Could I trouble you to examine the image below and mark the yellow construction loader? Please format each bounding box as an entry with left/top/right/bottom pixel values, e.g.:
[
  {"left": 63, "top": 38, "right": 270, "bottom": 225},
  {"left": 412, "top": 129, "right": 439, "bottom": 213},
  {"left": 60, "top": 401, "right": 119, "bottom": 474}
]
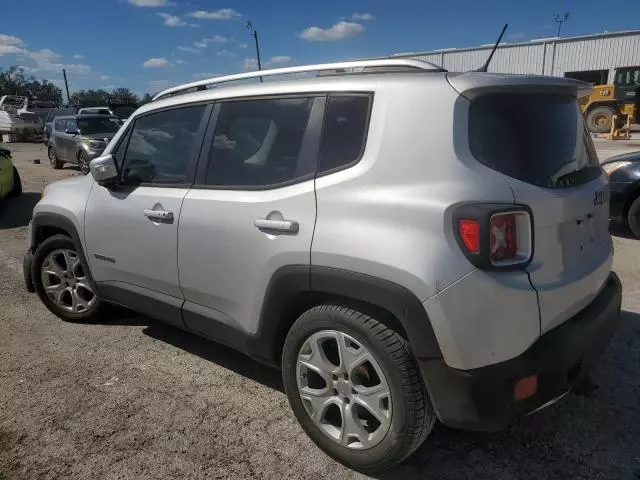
[{"left": 580, "top": 66, "right": 639, "bottom": 134}]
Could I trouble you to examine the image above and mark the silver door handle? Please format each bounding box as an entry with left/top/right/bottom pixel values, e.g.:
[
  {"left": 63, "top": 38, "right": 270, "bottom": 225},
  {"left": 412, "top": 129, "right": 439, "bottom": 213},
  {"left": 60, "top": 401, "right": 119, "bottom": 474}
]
[
  {"left": 254, "top": 218, "right": 299, "bottom": 233},
  {"left": 144, "top": 209, "right": 174, "bottom": 222}
]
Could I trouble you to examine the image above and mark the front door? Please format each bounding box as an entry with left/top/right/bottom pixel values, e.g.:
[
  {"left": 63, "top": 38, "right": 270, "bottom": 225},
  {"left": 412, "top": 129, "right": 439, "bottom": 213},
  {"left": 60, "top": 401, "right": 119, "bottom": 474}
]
[
  {"left": 62, "top": 118, "right": 79, "bottom": 162},
  {"left": 53, "top": 118, "right": 68, "bottom": 161},
  {"left": 178, "top": 96, "right": 324, "bottom": 338},
  {"left": 84, "top": 103, "right": 210, "bottom": 327}
]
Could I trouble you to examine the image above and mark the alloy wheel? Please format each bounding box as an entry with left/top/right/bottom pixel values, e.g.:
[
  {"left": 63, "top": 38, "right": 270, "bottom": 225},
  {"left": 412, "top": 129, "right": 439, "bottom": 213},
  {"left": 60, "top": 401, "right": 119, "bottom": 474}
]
[
  {"left": 40, "top": 249, "right": 96, "bottom": 313},
  {"left": 78, "top": 152, "right": 90, "bottom": 175},
  {"left": 296, "top": 330, "right": 392, "bottom": 450}
]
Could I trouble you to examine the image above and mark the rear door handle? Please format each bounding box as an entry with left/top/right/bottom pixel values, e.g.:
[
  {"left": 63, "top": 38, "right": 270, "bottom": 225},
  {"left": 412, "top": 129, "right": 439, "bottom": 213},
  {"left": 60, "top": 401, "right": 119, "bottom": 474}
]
[
  {"left": 144, "top": 209, "right": 174, "bottom": 223},
  {"left": 254, "top": 218, "right": 299, "bottom": 233}
]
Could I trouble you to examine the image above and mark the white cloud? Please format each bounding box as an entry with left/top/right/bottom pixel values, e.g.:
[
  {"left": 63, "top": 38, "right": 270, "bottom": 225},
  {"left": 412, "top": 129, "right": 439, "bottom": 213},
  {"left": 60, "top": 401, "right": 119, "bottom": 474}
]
[
  {"left": 27, "top": 48, "right": 59, "bottom": 63},
  {"left": 238, "top": 43, "right": 248, "bottom": 49},
  {"left": 175, "top": 59, "right": 187, "bottom": 65},
  {"left": 178, "top": 46, "right": 198, "bottom": 53},
  {"left": 187, "top": 9, "right": 241, "bottom": 20},
  {"left": 202, "top": 35, "right": 228, "bottom": 43},
  {"left": 299, "top": 21, "right": 365, "bottom": 41},
  {"left": 157, "top": 13, "right": 187, "bottom": 27},
  {"left": 72, "top": 54, "right": 84, "bottom": 59},
  {"left": 38, "top": 63, "right": 92, "bottom": 75},
  {"left": 0, "top": 34, "right": 25, "bottom": 46},
  {"left": 103, "top": 84, "right": 117, "bottom": 90},
  {"left": 193, "top": 41, "right": 208, "bottom": 48},
  {"left": 243, "top": 58, "right": 258, "bottom": 70},
  {"left": 352, "top": 13, "right": 374, "bottom": 21},
  {"left": 100, "top": 75, "right": 111, "bottom": 80},
  {"left": 127, "top": 0, "right": 174, "bottom": 7},
  {"left": 267, "top": 56, "right": 293, "bottom": 65},
  {"left": 0, "top": 45, "right": 26, "bottom": 56},
  {"left": 217, "top": 49, "right": 237, "bottom": 57},
  {"left": 143, "top": 57, "right": 170, "bottom": 68}
]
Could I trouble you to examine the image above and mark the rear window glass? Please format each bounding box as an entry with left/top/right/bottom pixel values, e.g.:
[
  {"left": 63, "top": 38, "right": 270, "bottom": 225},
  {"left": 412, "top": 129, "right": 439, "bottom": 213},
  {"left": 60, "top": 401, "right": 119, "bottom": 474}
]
[{"left": 469, "top": 93, "right": 600, "bottom": 189}]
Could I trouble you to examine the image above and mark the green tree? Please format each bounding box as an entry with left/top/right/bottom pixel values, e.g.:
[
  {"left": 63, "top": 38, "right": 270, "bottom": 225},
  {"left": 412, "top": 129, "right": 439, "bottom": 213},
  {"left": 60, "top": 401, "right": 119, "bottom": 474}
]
[{"left": 0, "top": 66, "right": 63, "bottom": 103}]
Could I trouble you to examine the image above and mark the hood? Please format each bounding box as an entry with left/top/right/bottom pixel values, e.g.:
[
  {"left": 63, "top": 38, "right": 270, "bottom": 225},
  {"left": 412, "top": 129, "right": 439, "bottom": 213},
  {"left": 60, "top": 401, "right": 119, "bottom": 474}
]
[
  {"left": 601, "top": 150, "right": 640, "bottom": 164},
  {"left": 81, "top": 133, "right": 116, "bottom": 143}
]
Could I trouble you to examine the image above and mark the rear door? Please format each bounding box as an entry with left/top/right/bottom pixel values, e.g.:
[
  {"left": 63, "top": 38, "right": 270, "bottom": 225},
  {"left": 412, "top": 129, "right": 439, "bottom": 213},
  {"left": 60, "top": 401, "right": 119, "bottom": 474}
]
[
  {"left": 466, "top": 87, "right": 612, "bottom": 333},
  {"left": 177, "top": 96, "right": 323, "bottom": 338}
]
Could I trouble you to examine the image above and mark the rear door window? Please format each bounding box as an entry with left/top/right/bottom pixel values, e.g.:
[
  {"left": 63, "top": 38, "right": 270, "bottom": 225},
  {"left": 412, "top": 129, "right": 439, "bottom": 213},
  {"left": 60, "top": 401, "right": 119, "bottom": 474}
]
[
  {"left": 318, "top": 95, "right": 371, "bottom": 173},
  {"left": 469, "top": 93, "right": 600, "bottom": 189}
]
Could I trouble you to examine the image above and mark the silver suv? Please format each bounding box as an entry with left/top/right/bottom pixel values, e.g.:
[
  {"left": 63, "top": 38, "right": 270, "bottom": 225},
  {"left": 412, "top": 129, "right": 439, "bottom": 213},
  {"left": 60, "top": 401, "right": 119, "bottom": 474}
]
[
  {"left": 23, "top": 59, "right": 622, "bottom": 473},
  {"left": 47, "top": 114, "right": 121, "bottom": 174}
]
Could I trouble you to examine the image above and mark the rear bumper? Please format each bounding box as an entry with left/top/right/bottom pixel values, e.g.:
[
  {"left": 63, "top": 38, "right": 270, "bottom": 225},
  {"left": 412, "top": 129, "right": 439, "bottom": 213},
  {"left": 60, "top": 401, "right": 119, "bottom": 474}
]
[{"left": 419, "top": 272, "right": 622, "bottom": 431}]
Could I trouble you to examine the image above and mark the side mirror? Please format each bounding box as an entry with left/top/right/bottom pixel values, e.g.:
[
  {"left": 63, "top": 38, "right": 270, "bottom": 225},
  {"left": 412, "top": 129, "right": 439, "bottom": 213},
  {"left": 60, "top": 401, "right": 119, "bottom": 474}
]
[{"left": 90, "top": 154, "right": 119, "bottom": 185}]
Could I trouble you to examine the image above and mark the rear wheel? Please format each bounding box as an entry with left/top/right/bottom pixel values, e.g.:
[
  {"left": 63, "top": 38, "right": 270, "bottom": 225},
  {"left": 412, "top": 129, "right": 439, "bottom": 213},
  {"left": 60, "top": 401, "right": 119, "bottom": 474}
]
[
  {"left": 586, "top": 106, "right": 615, "bottom": 134},
  {"left": 48, "top": 146, "right": 63, "bottom": 169},
  {"left": 282, "top": 304, "right": 435, "bottom": 473},
  {"left": 8, "top": 166, "right": 21, "bottom": 197},
  {"left": 627, "top": 195, "right": 640, "bottom": 238}
]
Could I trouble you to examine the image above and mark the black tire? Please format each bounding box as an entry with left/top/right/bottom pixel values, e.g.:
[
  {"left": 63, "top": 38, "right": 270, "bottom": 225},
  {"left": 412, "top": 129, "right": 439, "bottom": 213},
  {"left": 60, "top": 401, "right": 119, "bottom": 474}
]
[
  {"left": 31, "top": 234, "right": 106, "bottom": 322},
  {"left": 48, "top": 146, "right": 63, "bottom": 169},
  {"left": 78, "top": 151, "right": 90, "bottom": 175},
  {"left": 586, "top": 106, "right": 616, "bottom": 134},
  {"left": 627, "top": 195, "right": 640, "bottom": 238},
  {"left": 8, "top": 166, "right": 21, "bottom": 197},
  {"left": 282, "top": 304, "right": 435, "bottom": 473}
]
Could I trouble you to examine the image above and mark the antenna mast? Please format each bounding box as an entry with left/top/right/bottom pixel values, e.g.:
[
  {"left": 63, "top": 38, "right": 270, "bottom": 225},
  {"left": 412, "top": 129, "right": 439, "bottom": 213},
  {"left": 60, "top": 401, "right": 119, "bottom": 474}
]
[{"left": 475, "top": 24, "right": 508, "bottom": 72}]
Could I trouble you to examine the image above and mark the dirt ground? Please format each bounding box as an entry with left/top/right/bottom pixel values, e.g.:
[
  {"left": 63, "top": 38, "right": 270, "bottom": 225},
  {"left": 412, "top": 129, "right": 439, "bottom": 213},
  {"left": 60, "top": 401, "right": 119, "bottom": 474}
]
[{"left": 0, "top": 142, "right": 639, "bottom": 480}]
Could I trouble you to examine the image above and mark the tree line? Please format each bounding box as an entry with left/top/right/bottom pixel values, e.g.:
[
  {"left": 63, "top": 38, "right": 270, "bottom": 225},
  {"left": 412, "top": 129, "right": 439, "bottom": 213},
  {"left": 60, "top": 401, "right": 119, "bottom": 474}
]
[{"left": 0, "top": 65, "right": 153, "bottom": 107}]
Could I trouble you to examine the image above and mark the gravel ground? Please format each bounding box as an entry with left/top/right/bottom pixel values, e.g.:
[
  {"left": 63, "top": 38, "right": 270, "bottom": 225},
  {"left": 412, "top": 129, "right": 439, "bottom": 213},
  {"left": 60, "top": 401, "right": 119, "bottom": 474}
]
[{"left": 1, "top": 143, "right": 639, "bottom": 480}]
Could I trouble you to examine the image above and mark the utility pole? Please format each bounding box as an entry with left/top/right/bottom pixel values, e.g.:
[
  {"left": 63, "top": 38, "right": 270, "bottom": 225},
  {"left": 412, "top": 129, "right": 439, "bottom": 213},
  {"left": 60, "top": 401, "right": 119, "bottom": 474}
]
[
  {"left": 553, "top": 12, "right": 570, "bottom": 38},
  {"left": 62, "top": 69, "right": 71, "bottom": 106},
  {"left": 246, "top": 21, "right": 263, "bottom": 82}
]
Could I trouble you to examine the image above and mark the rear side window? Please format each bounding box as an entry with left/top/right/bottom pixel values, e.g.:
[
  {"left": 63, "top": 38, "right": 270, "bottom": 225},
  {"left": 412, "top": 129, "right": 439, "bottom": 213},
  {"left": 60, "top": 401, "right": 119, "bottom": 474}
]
[
  {"left": 121, "top": 104, "right": 206, "bottom": 185},
  {"left": 205, "top": 97, "right": 315, "bottom": 188},
  {"left": 469, "top": 93, "right": 600, "bottom": 189},
  {"left": 54, "top": 119, "right": 66, "bottom": 131},
  {"left": 318, "top": 95, "right": 371, "bottom": 173}
]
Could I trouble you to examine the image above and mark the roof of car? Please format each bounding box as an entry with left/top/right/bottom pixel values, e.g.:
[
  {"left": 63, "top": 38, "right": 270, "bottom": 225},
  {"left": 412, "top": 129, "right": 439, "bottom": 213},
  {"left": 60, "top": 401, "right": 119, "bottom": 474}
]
[
  {"left": 55, "top": 114, "right": 118, "bottom": 120},
  {"left": 138, "top": 70, "right": 446, "bottom": 115}
]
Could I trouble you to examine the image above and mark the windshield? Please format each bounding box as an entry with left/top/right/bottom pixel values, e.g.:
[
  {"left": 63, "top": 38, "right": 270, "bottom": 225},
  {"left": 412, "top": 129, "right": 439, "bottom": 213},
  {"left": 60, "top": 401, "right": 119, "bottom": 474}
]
[
  {"left": 77, "top": 117, "right": 120, "bottom": 134},
  {"left": 469, "top": 92, "right": 600, "bottom": 189},
  {"left": 1, "top": 96, "right": 25, "bottom": 109}
]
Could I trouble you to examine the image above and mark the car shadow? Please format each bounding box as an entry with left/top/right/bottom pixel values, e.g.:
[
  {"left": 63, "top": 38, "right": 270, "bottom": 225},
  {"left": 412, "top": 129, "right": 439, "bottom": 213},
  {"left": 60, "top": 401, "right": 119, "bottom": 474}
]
[
  {"left": 0, "top": 192, "right": 41, "bottom": 229},
  {"left": 609, "top": 221, "right": 638, "bottom": 240},
  {"left": 376, "top": 309, "right": 640, "bottom": 480}
]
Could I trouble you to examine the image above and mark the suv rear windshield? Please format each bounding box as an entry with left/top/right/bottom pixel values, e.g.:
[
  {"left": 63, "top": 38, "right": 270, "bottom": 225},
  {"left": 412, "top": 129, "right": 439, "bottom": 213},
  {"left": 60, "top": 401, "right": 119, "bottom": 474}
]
[{"left": 469, "top": 92, "right": 600, "bottom": 189}]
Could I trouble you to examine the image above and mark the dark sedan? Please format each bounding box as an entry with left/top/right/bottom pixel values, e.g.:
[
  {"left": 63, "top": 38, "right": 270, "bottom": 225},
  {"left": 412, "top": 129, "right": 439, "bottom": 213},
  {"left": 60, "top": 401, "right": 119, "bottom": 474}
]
[{"left": 602, "top": 150, "right": 640, "bottom": 236}]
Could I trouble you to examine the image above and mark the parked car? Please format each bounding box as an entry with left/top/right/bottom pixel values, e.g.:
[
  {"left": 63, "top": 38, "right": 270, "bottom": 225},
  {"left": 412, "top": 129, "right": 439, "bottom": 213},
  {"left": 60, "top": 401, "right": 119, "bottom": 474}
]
[
  {"left": 47, "top": 114, "right": 120, "bottom": 175},
  {"left": 0, "top": 147, "right": 21, "bottom": 199},
  {"left": 23, "top": 59, "right": 622, "bottom": 473},
  {"left": 77, "top": 107, "right": 115, "bottom": 116},
  {"left": 602, "top": 150, "right": 640, "bottom": 236}
]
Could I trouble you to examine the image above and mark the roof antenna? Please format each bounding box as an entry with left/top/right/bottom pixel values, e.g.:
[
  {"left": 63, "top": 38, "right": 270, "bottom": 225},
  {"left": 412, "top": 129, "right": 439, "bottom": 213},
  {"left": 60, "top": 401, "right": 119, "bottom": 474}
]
[{"left": 475, "top": 24, "right": 508, "bottom": 72}]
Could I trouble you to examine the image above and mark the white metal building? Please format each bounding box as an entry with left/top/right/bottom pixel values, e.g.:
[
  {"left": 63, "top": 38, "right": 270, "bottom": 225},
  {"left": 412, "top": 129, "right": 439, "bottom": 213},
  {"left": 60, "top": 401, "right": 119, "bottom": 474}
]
[{"left": 392, "top": 30, "right": 640, "bottom": 84}]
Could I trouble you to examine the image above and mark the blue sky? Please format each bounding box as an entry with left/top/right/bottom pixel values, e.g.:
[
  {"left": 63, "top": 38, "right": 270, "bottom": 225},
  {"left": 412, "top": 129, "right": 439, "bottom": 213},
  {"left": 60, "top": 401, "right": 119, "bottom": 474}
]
[{"left": 1, "top": 0, "right": 640, "bottom": 97}]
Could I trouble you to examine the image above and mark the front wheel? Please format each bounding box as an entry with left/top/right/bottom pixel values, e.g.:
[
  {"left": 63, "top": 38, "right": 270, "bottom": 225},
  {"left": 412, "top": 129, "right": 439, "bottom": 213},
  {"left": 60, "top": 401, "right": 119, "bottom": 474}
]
[
  {"left": 586, "top": 106, "right": 616, "bottom": 134},
  {"left": 627, "top": 195, "right": 640, "bottom": 238},
  {"left": 78, "top": 151, "right": 90, "bottom": 175},
  {"left": 282, "top": 305, "right": 435, "bottom": 473},
  {"left": 31, "top": 234, "right": 106, "bottom": 322}
]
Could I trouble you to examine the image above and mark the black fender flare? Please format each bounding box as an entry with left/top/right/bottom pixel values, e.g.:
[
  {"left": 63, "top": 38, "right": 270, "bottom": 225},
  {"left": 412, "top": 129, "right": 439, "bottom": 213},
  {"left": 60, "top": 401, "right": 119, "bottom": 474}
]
[
  {"left": 249, "top": 265, "right": 443, "bottom": 365},
  {"left": 30, "top": 212, "right": 98, "bottom": 294}
]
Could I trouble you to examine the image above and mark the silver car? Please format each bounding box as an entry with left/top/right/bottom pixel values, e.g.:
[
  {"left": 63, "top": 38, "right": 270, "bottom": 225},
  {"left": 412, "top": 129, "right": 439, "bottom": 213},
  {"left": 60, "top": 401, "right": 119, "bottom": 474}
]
[
  {"left": 24, "top": 59, "right": 622, "bottom": 473},
  {"left": 47, "top": 114, "right": 120, "bottom": 174}
]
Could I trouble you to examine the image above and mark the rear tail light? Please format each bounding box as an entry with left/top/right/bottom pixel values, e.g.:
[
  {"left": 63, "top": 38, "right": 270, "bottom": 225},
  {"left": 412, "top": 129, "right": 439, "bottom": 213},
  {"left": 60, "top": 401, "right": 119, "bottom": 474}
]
[
  {"left": 458, "top": 219, "right": 480, "bottom": 254},
  {"left": 453, "top": 204, "right": 533, "bottom": 270}
]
